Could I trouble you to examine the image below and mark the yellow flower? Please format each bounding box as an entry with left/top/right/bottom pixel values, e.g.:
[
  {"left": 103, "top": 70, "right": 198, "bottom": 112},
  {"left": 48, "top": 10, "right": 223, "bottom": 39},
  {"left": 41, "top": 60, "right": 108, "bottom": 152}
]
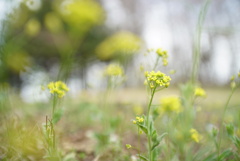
[
  {"left": 96, "top": 31, "right": 141, "bottom": 60},
  {"left": 145, "top": 71, "right": 171, "bottom": 89},
  {"left": 47, "top": 81, "right": 69, "bottom": 98},
  {"left": 158, "top": 96, "right": 182, "bottom": 114},
  {"left": 61, "top": 0, "right": 104, "bottom": 33},
  {"left": 194, "top": 87, "right": 206, "bottom": 97},
  {"left": 136, "top": 117, "right": 144, "bottom": 123},
  {"left": 133, "top": 116, "right": 144, "bottom": 124},
  {"left": 25, "top": 18, "right": 41, "bottom": 37},
  {"left": 44, "top": 12, "right": 63, "bottom": 33},
  {"left": 156, "top": 48, "right": 168, "bottom": 66},
  {"left": 104, "top": 64, "right": 124, "bottom": 76},
  {"left": 190, "top": 128, "right": 201, "bottom": 143}
]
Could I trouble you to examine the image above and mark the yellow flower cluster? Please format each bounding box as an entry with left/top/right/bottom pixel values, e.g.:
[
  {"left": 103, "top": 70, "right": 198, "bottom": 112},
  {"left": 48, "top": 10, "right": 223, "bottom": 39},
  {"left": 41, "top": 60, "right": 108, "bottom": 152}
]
[
  {"left": 47, "top": 81, "right": 69, "bottom": 98},
  {"left": 194, "top": 87, "right": 206, "bottom": 97},
  {"left": 190, "top": 128, "right": 201, "bottom": 143},
  {"left": 158, "top": 96, "right": 182, "bottom": 114},
  {"left": 132, "top": 116, "right": 144, "bottom": 124},
  {"left": 104, "top": 64, "right": 123, "bottom": 76},
  {"left": 145, "top": 71, "right": 171, "bottom": 88},
  {"left": 156, "top": 48, "right": 168, "bottom": 66},
  {"left": 61, "top": 0, "right": 104, "bottom": 32},
  {"left": 96, "top": 31, "right": 141, "bottom": 60}
]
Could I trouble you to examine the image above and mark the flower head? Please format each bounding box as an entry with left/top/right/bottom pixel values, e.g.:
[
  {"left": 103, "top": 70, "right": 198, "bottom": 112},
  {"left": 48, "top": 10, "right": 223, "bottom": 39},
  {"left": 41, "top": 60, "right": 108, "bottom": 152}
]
[
  {"left": 47, "top": 81, "right": 69, "bottom": 98},
  {"left": 145, "top": 71, "right": 171, "bottom": 89},
  {"left": 190, "top": 128, "right": 201, "bottom": 143},
  {"left": 194, "top": 87, "right": 206, "bottom": 97},
  {"left": 132, "top": 116, "right": 144, "bottom": 124},
  {"left": 158, "top": 96, "right": 182, "bottom": 115},
  {"left": 104, "top": 64, "right": 123, "bottom": 76},
  {"left": 156, "top": 48, "right": 168, "bottom": 66}
]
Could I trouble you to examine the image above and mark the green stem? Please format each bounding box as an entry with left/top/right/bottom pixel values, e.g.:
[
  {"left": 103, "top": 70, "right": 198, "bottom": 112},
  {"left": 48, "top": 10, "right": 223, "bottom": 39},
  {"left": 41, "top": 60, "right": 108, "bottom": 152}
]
[
  {"left": 217, "top": 86, "right": 238, "bottom": 160},
  {"left": 52, "top": 95, "right": 57, "bottom": 118},
  {"left": 137, "top": 127, "right": 142, "bottom": 161},
  {"left": 191, "top": 0, "right": 211, "bottom": 84},
  {"left": 153, "top": 56, "right": 160, "bottom": 71},
  {"left": 147, "top": 87, "right": 156, "bottom": 161},
  {"left": 167, "top": 116, "right": 170, "bottom": 161}
]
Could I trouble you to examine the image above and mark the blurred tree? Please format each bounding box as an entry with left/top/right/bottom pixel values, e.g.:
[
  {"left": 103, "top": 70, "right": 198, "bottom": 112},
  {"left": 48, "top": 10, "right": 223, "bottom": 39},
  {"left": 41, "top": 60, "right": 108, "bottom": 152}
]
[
  {"left": 0, "top": 0, "right": 142, "bottom": 88},
  {"left": 0, "top": 0, "right": 107, "bottom": 87}
]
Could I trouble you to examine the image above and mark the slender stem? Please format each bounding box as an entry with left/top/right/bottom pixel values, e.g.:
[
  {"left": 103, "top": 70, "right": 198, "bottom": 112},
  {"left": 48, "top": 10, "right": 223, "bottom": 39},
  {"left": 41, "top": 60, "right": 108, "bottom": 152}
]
[
  {"left": 167, "top": 116, "right": 170, "bottom": 161},
  {"left": 217, "top": 86, "right": 237, "bottom": 160},
  {"left": 52, "top": 94, "right": 57, "bottom": 118},
  {"left": 153, "top": 56, "right": 160, "bottom": 71},
  {"left": 137, "top": 127, "right": 142, "bottom": 161},
  {"left": 147, "top": 87, "right": 156, "bottom": 161}
]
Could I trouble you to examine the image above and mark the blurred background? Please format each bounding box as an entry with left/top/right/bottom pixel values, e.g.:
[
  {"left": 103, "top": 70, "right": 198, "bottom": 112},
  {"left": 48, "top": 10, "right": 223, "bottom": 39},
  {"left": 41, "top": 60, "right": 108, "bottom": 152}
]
[
  {"left": 1, "top": 1, "right": 240, "bottom": 160},
  {"left": 0, "top": 0, "right": 240, "bottom": 102}
]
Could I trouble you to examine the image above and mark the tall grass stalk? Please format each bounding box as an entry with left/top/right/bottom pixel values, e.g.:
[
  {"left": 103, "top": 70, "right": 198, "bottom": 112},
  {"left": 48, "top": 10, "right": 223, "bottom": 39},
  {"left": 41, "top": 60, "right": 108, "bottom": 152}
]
[{"left": 191, "top": 0, "right": 211, "bottom": 84}]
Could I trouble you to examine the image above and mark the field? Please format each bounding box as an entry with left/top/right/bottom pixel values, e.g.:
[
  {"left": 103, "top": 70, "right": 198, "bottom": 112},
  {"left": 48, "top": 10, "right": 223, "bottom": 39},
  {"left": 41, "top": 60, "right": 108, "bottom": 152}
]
[
  {"left": 1, "top": 85, "right": 240, "bottom": 161},
  {"left": 0, "top": 0, "right": 240, "bottom": 160}
]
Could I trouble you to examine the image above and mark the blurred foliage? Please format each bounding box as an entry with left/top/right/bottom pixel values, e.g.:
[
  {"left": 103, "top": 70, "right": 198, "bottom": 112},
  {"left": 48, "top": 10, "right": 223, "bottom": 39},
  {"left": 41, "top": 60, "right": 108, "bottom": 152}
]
[{"left": 0, "top": 0, "right": 141, "bottom": 88}]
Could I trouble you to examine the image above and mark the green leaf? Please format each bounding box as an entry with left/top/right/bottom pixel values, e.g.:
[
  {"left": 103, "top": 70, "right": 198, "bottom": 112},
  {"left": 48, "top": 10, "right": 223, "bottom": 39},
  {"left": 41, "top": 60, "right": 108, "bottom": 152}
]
[
  {"left": 52, "top": 109, "right": 63, "bottom": 124},
  {"left": 137, "top": 124, "right": 148, "bottom": 135},
  {"left": 218, "top": 149, "right": 234, "bottom": 160},
  {"left": 151, "top": 130, "right": 157, "bottom": 142},
  {"left": 138, "top": 154, "right": 149, "bottom": 161},
  {"left": 232, "top": 136, "right": 240, "bottom": 149},
  {"left": 202, "top": 152, "right": 217, "bottom": 161},
  {"left": 151, "top": 132, "right": 168, "bottom": 151}
]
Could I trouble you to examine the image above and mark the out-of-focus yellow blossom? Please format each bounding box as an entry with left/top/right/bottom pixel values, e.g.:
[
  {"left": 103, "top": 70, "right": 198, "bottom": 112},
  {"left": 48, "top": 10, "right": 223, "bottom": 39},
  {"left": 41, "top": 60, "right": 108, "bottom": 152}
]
[
  {"left": 47, "top": 81, "right": 69, "bottom": 98},
  {"left": 44, "top": 12, "right": 63, "bottom": 33},
  {"left": 61, "top": 0, "right": 104, "bottom": 32},
  {"left": 96, "top": 31, "right": 141, "bottom": 60},
  {"left": 158, "top": 96, "right": 182, "bottom": 115},
  {"left": 104, "top": 64, "right": 123, "bottom": 76},
  {"left": 139, "top": 130, "right": 143, "bottom": 135},
  {"left": 25, "top": 18, "right": 41, "bottom": 36},
  {"left": 194, "top": 87, "right": 206, "bottom": 97},
  {"left": 126, "top": 144, "right": 132, "bottom": 149},
  {"left": 144, "top": 71, "right": 171, "bottom": 89},
  {"left": 156, "top": 48, "right": 168, "bottom": 66},
  {"left": 156, "top": 48, "right": 168, "bottom": 57},
  {"left": 238, "top": 72, "right": 240, "bottom": 77},
  {"left": 190, "top": 128, "right": 201, "bottom": 143}
]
